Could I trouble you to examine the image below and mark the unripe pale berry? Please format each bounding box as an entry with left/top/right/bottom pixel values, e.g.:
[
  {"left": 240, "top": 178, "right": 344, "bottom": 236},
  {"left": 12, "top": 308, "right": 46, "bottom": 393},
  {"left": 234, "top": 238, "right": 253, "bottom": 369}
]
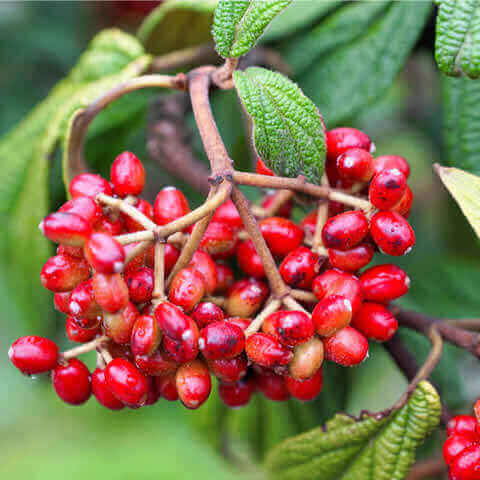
[
  {"left": 312, "top": 295, "right": 352, "bottom": 337},
  {"left": 245, "top": 333, "right": 293, "bottom": 367},
  {"left": 351, "top": 302, "right": 398, "bottom": 342},
  {"left": 370, "top": 211, "right": 415, "bottom": 256},
  {"left": 322, "top": 211, "right": 369, "bottom": 251},
  {"left": 226, "top": 278, "right": 269, "bottom": 318},
  {"left": 279, "top": 246, "right": 319, "bottom": 289},
  {"left": 289, "top": 337, "right": 324, "bottom": 380},
  {"left": 153, "top": 187, "right": 190, "bottom": 226},
  {"left": 92, "top": 273, "right": 129, "bottom": 313},
  {"left": 69, "top": 173, "right": 112, "bottom": 199},
  {"left": 84, "top": 232, "right": 126, "bottom": 274},
  {"left": 91, "top": 368, "right": 125, "bottom": 410},
  {"left": 176, "top": 360, "right": 211, "bottom": 409},
  {"left": 105, "top": 358, "right": 148, "bottom": 407},
  {"left": 52, "top": 358, "right": 91, "bottom": 405},
  {"left": 110, "top": 151, "right": 145, "bottom": 197},
  {"left": 103, "top": 302, "right": 139, "bottom": 344},
  {"left": 237, "top": 239, "right": 265, "bottom": 278},
  {"left": 360, "top": 264, "right": 410, "bottom": 303},
  {"left": 168, "top": 266, "right": 206, "bottom": 312},
  {"left": 285, "top": 368, "right": 323, "bottom": 401},
  {"left": 369, "top": 168, "right": 407, "bottom": 210},
  {"left": 259, "top": 217, "right": 304, "bottom": 257},
  {"left": 41, "top": 254, "right": 90, "bottom": 292},
  {"left": 199, "top": 321, "right": 245, "bottom": 360},
  {"left": 323, "top": 326, "right": 369, "bottom": 367},
  {"left": 9, "top": 336, "right": 59, "bottom": 374},
  {"left": 262, "top": 310, "right": 314, "bottom": 347}
]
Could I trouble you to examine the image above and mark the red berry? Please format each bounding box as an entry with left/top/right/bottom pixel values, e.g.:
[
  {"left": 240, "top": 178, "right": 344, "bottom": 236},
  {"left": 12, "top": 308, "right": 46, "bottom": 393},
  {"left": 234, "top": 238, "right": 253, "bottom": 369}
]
[
  {"left": 131, "top": 315, "right": 161, "bottom": 356},
  {"left": 66, "top": 317, "right": 100, "bottom": 343},
  {"left": 301, "top": 210, "right": 318, "bottom": 237},
  {"left": 214, "top": 263, "right": 235, "bottom": 294},
  {"left": 176, "top": 360, "right": 211, "bottom": 409},
  {"left": 68, "top": 279, "right": 101, "bottom": 320},
  {"left": 262, "top": 310, "right": 314, "bottom": 347},
  {"left": 57, "top": 244, "right": 84, "bottom": 259},
  {"left": 41, "top": 254, "right": 90, "bottom": 292},
  {"left": 153, "top": 187, "right": 190, "bottom": 226},
  {"left": 95, "top": 215, "right": 125, "bottom": 235},
  {"left": 105, "top": 358, "right": 148, "bottom": 407},
  {"left": 107, "top": 343, "right": 134, "bottom": 362},
  {"left": 475, "top": 400, "right": 480, "bottom": 427},
  {"left": 237, "top": 239, "right": 265, "bottom": 278},
  {"left": 200, "top": 222, "right": 237, "bottom": 257},
  {"left": 219, "top": 378, "right": 255, "bottom": 407},
  {"left": 134, "top": 349, "right": 178, "bottom": 376},
  {"left": 369, "top": 168, "right": 407, "bottom": 210},
  {"left": 336, "top": 148, "right": 374, "bottom": 182},
  {"left": 392, "top": 185, "right": 413, "bottom": 218},
  {"left": 69, "top": 173, "right": 112, "bottom": 199},
  {"left": 191, "top": 302, "right": 224, "bottom": 329},
  {"left": 289, "top": 337, "right": 324, "bottom": 380},
  {"left": 312, "top": 295, "right": 352, "bottom": 337},
  {"left": 323, "top": 326, "right": 369, "bottom": 366},
  {"left": 326, "top": 128, "right": 373, "bottom": 161},
  {"left": 144, "top": 376, "right": 161, "bottom": 406},
  {"left": 52, "top": 359, "right": 91, "bottom": 405},
  {"left": 328, "top": 244, "right": 374, "bottom": 273},
  {"left": 154, "top": 302, "right": 191, "bottom": 340},
  {"left": 312, "top": 269, "right": 363, "bottom": 315},
  {"left": 70, "top": 314, "right": 100, "bottom": 330},
  {"left": 256, "top": 370, "right": 290, "bottom": 401},
  {"left": 447, "top": 416, "right": 479, "bottom": 438},
  {"left": 91, "top": 368, "right": 125, "bottom": 410},
  {"left": 449, "top": 444, "right": 480, "bottom": 480},
  {"left": 360, "top": 264, "right": 410, "bottom": 303},
  {"left": 84, "top": 232, "right": 125, "bottom": 274},
  {"left": 103, "top": 302, "right": 139, "bottom": 344},
  {"left": 168, "top": 266, "right": 206, "bottom": 312},
  {"left": 162, "top": 324, "right": 199, "bottom": 363},
  {"left": 259, "top": 217, "right": 304, "bottom": 257},
  {"left": 125, "top": 266, "right": 154, "bottom": 304},
  {"left": 285, "top": 368, "right": 323, "bottom": 401},
  {"left": 225, "top": 317, "right": 252, "bottom": 331},
  {"left": 279, "top": 246, "right": 319, "bottom": 289},
  {"left": 256, "top": 157, "right": 275, "bottom": 176},
  {"left": 226, "top": 278, "right": 269, "bottom": 318},
  {"left": 245, "top": 333, "right": 293, "bottom": 367},
  {"left": 190, "top": 250, "right": 218, "bottom": 295},
  {"left": 208, "top": 355, "right": 248, "bottom": 383},
  {"left": 352, "top": 302, "right": 398, "bottom": 342},
  {"left": 155, "top": 372, "right": 178, "bottom": 401},
  {"left": 110, "top": 151, "right": 145, "bottom": 197},
  {"left": 92, "top": 273, "right": 129, "bottom": 313},
  {"left": 443, "top": 434, "right": 478, "bottom": 466},
  {"left": 370, "top": 211, "right": 415, "bottom": 256},
  {"left": 262, "top": 191, "right": 293, "bottom": 218},
  {"left": 373, "top": 155, "right": 410, "bottom": 179},
  {"left": 199, "top": 321, "right": 245, "bottom": 360},
  {"left": 212, "top": 199, "right": 243, "bottom": 230},
  {"left": 164, "top": 244, "right": 181, "bottom": 276},
  {"left": 9, "top": 336, "right": 58, "bottom": 374},
  {"left": 123, "top": 198, "right": 153, "bottom": 232},
  {"left": 322, "top": 211, "right": 369, "bottom": 251},
  {"left": 54, "top": 291, "right": 71, "bottom": 314},
  {"left": 59, "top": 196, "right": 102, "bottom": 225}
]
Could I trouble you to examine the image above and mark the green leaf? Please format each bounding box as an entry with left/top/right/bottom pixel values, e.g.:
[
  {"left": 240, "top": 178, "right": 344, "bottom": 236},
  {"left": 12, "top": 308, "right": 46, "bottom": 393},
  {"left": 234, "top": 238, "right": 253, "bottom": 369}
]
[
  {"left": 233, "top": 67, "right": 326, "bottom": 183},
  {"left": 213, "top": 0, "right": 292, "bottom": 58},
  {"left": 138, "top": 0, "right": 217, "bottom": 56},
  {"left": 265, "top": 381, "right": 441, "bottom": 480},
  {"left": 435, "top": 0, "right": 480, "bottom": 79},
  {"left": 442, "top": 76, "right": 480, "bottom": 174},
  {"left": 299, "top": 1, "right": 431, "bottom": 126}
]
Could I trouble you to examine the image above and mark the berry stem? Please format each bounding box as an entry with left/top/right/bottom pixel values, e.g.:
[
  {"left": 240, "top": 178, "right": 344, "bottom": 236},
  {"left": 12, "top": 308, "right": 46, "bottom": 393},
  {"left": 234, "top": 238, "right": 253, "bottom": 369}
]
[
  {"left": 149, "top": 43, "right": 218, "bottom": 73},
  {"left": 244, "top": 298, "right": 282, "bottom": 337},
  {"left": 212, "top": 58, "right": 239, "bottom": 89},
  {"left": 283, "top": 295, "right": 309, "bottom": 315},
  {"left": 61, "top": 335, "right": 109, "bottom": 360},
  {"left": 152, "top": 241, "right": 166, "bottom": 304},
  {"left": 253, "top": 189, "right": 294, "bottom": 219},
  {"left": 312, "top": 175, "right": 330, "bottom": 253},
  {"left": 116, "top": 230, "right": 155, "bottom": 245},
  {"left": 99, "top": 346, "right": 113, "bottom": 364},
  {"left": 96, "top": 351, "right": 106, "bottom": 369},
  {"left": 124, "top": 240, "right": 153, "bottom": 265},
  {"left": 290, "top": 289, "right": 317, "bottom": 303}
]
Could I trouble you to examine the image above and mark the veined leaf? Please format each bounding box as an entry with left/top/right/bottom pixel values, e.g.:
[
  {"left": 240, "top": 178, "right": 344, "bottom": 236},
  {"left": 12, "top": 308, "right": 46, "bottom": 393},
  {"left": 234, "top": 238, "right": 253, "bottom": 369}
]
[
  {"left": 233, "top": 67, "right": 326, "bottom": 184},
  {"left": 138, "top": 0, "right": 217, "bottom": 55},
  {"left": 265, "top": 381, "right": 441, "bottom": 480},
  {"left": 435, "top": 0, "right": 480, "bottom": 79},
  {"left": 213, "top": 0, "right": 292, "bottom": 58}
]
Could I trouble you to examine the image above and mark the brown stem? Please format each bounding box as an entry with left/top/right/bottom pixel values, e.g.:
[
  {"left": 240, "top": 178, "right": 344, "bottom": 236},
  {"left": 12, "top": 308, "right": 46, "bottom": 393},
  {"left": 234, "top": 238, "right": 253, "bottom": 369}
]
[
  {"left": 116, "top": 230, "right": 155, "bottom": 245},
  {"left": 283, "top": 295, "right": 309, "bottom": 315},
  {"left": 99, "top": 346, "right": 113, "bottom": 364},
  {"left": 212, "top": 58, "right": 239, "bottom": 89},
  {"left": 290, "top": 289, "right": 317, "bottom": 303},
  {"left": 124, "top": 240, "right": 153, "bottom": 265},
  {"left": 152, "top": 241, "right": 166, "bottom": 304},
  {"left": 312, "top": 175, "right": 330, "bottom": 252},
  {"left": 405, "top": 457, "right": 446, "bottom": 480},
  {"left": 61, "top": 335, "right": 109, "bottom": 360},
  {"left": 149, "top": 43, "right": 219, "bottom": 73},
  {"left": 255, "top": 189, "right": 294, "bottom": 219},
  {"left": 244, "top": 299, "right": 282, "bottom": 337}
]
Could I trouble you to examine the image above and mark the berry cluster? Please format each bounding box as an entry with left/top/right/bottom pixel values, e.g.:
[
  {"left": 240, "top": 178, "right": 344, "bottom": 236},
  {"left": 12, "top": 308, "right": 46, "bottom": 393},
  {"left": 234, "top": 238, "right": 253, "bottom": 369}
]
[
  {"left": 444, "top": 403, "right": 480, "bottom": 479},
  {"left": 8, "top": 126, "right": 415, "bottom": 411}
]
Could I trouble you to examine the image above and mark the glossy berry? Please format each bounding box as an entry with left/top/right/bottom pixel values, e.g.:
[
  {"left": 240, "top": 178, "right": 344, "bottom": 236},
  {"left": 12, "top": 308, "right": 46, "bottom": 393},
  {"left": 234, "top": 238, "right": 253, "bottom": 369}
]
[
  {"left": 237, "top": 239, "right": 265, "bottom": 278},
  {"left": 52, "top": 359, "right": 91, "bottom": 405},
  {"left": 144, "top": 376, "right": 161, "bottom": 406},
  {"left": 155, "top": 372, "right": 179, "bottom": 401},
  {"left": 447, "top": 416, "right": 479, "bottom": 438},
  {"left": 125, "top": 267, "right": 154, "bottom": 304},
  {"left": 41, "top": 254, "right": 90, "bottom": 292},
  {"left": 40, "top": 212, "right": 92, "bottom": 247},
  {"left": 164, "top": 244, "right": 181, "bottom": 276},
  {"left": 449, "top": 444, "right": 480, "bottom": 480},
  {"left": 168, "top": 266, "right": 206, "bottom": 312},
  {"left": 289, "top": 337, "right": 324, "bottom": 380},
  {"left": 285, "top": 368, "right": 323, "bottom": 401},
  {"left": 66, "top": 317, "right": 100, "bottom": 343},
  {"left": 95, "top": 215, "right": 125, "bottom": 236},
  {"left": 352, "top": 302, "right": 398, "bottom": 342},
  {"left": 262, "top": 191, "right": 293, "bottom": 218},
  {"left": 259, "top": 217, "right": 304, "bottom": 257},
  {"left": 360, "top": 264, "right": 410, "bottom": 303},
  {"left": 110, "top": 151, "right": 145, "bottom": 197},
  {"left": 225, "top": 317, "right": 252, "bottom": 331},
  {"left": 103, "top": 302, "right": 139, "bottom": 344},
  {"left": 328, "top": 244, "right": 374, "bottom": 273},
  {"left": 443, "top": 434, "right": 478, "bottom": 467},
  {"left": 122, "top": 198, "right": 153, "bottom": 232},
  {"left": 84, "top": 232, "right": 125, "bottom": 274},
  {"left": 54, "top": 291, "right": 71, "bottom": 314},
  {"left": 392, "top": 185, "right": 413, "bottom": 218},
  {"left": 336, "top": 148, "right": 374, "bottom": 182},
  {"left": 301, "top": 210, "right": 318, "bottom": 237},
  {"left": 373, "top": 155, "right": 410, "bottom": 179},
  {"left": 256, "top": 157, "right": 275, "bottom": 176},
  {"left": 370, "top": 211, "right": 415, "bottom": 256},
  {"left": 134, "top": 349, "right": 178, "bottom": 376},
  {"left": 218, "top": 378, "right": 255, "bottom": 407},
  {"left": 245, "top": 333, "right": 293, "bottom": 367},
  {"left": 155, "top": 302, "right": 192, "bottom": 340},
  {"left": 190, "top": 250, "right": 218, "bottom": 295},
  {"left": 256, "top": 370, "right": 290, "bottom": 401},
  {"left": 199, "top": 321, "right": 245, "bottom": 360},
  {"left": 200, "top": 222, "right": 236, "bottom": 257},
  {"left": 131, "top": 315, "right": 161, "bottom": 356},
  {"left": 68, "top": 279, "right": 100, "bottom": 320},
  {"left": 91, "top": 368, "right": 125, "bottom": 410},
  {"left": 312, "top": 269, "right": 363, "bottom": 315},
  {"left": 176, "top": 360, "right": 211, "bottom": 409},
  {"left": 57, "top": 244, "right": 84, "bottom": 259},
  {"left": 9, "top": 336, "right": 58, "bottom": 374},
  {"left": 211, "top": 199, "right": 242, "bottom": 230},
  {"left": 262, "top": 310, "right": 314, "bottom": 347},
  {"left": 59, "top": 196, "right": 102, "bottom": 225},
  {"left": 214, "top": 263, "right": 235, "bottom": 294},
  {"left": 323, "top": 326, "right": 369, "bottom": 367},
  {"left": 369, "top": 168, "right": 407, "bottom": 210},
  {"left": 322, "top": 211, "right": 369, "bottom": 251},
  {"left": 105, "top": 358, "right": 148, "bottom": 407},
  {"left": 70, "top": 314, "right": 100, "bottom": 330},
  {"left": 162, "top": 323, "right": 199, "bottom": 364},
  {"left": 312, "top": 295, "right": 352, "bottom": 337},
  {"left": 279, "top": 247, "right": 319, "bottom": 289},
  {"left": 92, "top": 273, "right": 129, "bottom": 313},
  {"left": 192, "top": 302, "right": 225, "bottom": 329},
  {"left": 326, "top": 128, "right": 373, "bottom": 161},
  {"left": 69, "top": 173, "right": 112, "bottom": 199},
  {"left": 153, "top": 187, "right": 190, "bottom": 226},
  {"left": 208, "top": 355, "right": 248, "bottom": 383},
  {"left": 226, "top": 278, "right": 269, "bottom": 318}
]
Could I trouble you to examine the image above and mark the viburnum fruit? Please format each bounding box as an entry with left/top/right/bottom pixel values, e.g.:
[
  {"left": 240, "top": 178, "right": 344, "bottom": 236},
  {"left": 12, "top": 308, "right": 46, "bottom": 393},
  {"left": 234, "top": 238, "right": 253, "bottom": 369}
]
[
  {"left": 52, "top": 358, "right": 91, "bottom": 405},
  {"left": 322, "top": 211, "right": 369, "bottom": 250},
  {"left": 110, "top": 151, "right": 146, "bottom": 197},
  {"left": 9, "top": 336, "right": 59, "bottom": 374}
]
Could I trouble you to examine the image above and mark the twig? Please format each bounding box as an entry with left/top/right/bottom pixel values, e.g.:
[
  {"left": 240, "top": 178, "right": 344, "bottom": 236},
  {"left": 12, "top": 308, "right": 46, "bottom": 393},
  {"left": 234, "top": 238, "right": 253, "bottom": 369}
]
[
  {"left": 290, "top": 289, "right": 317, "bottom": 303},
  {"left": 254, "top": 189, "right": 294, "bottom": 219},
  {"left": 61, "top": 335, "right": 109, "bottom": 360},
  {"left": 244, "top": 299, "right": 282, "bottom": 337},
  {"left": 283, "top": 295, "right": 310, "bottom": 314},
  {"left": 405, "top": 457, "right": 446, "bottom": 480},
  {"left": 116, "top": 230, "right": 155, "bottom": 245},
  {"left": 212, "top": 58, "right": 239, "bottom": 89},
  {"left": 149, "top": 43, "right": 219, "bottom": 73},
  {"left": 124, "top": 240, "right": 153, "bottom": 265},
  {"left": 152, "top": 241, "right": 166, "bottom": 304},
  {"left": 312, "top": 174, "right": 330, "bottom": 253}
]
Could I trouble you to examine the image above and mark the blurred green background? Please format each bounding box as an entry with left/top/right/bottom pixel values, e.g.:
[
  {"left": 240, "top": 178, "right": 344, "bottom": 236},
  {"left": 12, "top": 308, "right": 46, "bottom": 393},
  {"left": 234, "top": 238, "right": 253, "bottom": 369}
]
[{"left": 1, "top": 3, "right": 479, "bottom": 479}]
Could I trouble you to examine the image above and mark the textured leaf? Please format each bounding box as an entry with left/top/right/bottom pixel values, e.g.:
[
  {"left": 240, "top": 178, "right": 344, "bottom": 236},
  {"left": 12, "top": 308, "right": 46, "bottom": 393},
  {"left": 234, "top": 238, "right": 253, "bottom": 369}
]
[
  {"left": 265, "top": 381, "right": 441, "bottom": 480},
  {"left": 435, "top": 0, "right": 480, "bottom": 78},
  {"left": 234, "top": 67, "right": 326, "bottom": 183},
  {"left": 213, "top": 0, "right": 292, "bottom": 58},
  {"left": 300, "top": 1, "right": 431, "bottom": 126},
  {"left": 138, "top": 0, "right": 216, "bottom": 55}
]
